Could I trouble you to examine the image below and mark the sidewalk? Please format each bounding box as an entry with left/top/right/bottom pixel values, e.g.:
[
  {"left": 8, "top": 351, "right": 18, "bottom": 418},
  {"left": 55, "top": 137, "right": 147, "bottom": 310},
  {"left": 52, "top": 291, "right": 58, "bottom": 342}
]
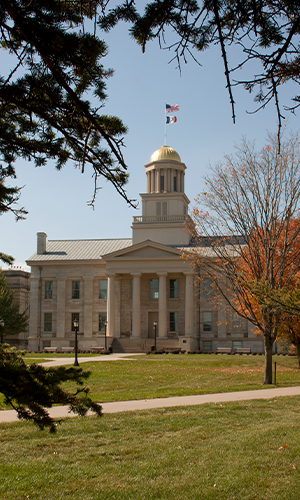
[
  {"left": 38, "top": 352, "right": 145, "bottom": 368},
  {"left": 1, "top": 386, "right": 300, "bottom": 423}
]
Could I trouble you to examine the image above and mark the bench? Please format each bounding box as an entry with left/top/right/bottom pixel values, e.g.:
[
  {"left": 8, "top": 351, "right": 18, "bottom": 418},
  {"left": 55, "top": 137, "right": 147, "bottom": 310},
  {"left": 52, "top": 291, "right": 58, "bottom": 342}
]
[
  {"left": 43, "top": 347, "right": 58, "bottom": 353},
  {"left": 164, "top": 348, "right": 182, "bottom": 354},
  {"left": 61, "top": 347, "right": 74, "bottom": 353},
  {"left": 90, "top": 347, "right": 105, "bottom": 353},
  {"left": 235, "top": 348, "right": 251, "bottom": 354},
  {"left": 216, "top": 347, "right": 232, "bottom": 354}
]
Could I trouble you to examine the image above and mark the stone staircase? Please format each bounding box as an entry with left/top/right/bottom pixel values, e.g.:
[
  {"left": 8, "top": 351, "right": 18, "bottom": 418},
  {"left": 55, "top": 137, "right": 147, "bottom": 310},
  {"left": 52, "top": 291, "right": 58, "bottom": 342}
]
[{"left": 111, "top": 337, "right": 180, "bottom": 353}]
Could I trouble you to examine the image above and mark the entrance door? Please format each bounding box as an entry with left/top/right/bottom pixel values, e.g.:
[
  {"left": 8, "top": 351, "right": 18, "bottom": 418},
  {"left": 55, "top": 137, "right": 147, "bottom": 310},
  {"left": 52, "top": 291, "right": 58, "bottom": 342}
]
[{"left": 148, "top": 312, "right": 159, "bottom": 338}]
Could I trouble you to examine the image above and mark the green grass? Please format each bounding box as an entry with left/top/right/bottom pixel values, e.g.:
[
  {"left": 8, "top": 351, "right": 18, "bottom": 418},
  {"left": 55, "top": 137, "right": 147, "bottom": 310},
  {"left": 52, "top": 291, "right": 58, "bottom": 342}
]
[
  {"left": 1, "top": 354, "right": 300, "bottom": 410},
  {"left": 1, "top": 396, "right": 300, "bottom": 499},
  {"left": 76, "top": 354, "right": 300, "bottom": 403}
]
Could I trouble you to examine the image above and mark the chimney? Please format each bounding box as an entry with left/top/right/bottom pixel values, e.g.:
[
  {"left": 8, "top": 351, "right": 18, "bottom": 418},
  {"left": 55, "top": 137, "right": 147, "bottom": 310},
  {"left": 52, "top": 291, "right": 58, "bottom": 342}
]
[{"left": 37, "top": 232, "right": 47, "bottom": 254}]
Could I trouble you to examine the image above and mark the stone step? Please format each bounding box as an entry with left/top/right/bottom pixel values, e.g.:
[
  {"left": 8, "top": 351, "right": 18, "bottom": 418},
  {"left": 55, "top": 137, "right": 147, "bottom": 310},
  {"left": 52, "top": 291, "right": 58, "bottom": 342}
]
[{"left": 111, "top": 337, "right": 179, "bottom": 353}]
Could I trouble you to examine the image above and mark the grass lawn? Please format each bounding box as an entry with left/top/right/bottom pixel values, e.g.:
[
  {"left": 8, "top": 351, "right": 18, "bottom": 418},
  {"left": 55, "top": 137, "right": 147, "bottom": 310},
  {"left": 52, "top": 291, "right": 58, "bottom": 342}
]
[
  {"left": 1, "top": 354, "right": 300, "bottom": 411},
  {"left": 73, "top": 354, "right": 300, "bottom": 403},
  {"left": 1, "top": 396, "right": 300, "bottom": 499}
]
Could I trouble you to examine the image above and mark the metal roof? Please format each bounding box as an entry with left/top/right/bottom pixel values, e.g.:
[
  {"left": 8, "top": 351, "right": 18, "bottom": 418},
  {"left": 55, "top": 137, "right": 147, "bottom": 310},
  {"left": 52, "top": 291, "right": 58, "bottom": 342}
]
[{"left": 27, "top": 238, "right": 133, "bottom": 263}]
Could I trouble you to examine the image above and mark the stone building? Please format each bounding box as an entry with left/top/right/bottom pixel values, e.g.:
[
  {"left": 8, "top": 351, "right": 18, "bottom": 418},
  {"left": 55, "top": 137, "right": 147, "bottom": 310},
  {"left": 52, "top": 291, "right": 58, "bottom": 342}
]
[
  {"left": 2, "top": 268, "right": 30, "bottom": 349},
  {"left": 26, "top": 145, "right": 264, "bottom": 353}
]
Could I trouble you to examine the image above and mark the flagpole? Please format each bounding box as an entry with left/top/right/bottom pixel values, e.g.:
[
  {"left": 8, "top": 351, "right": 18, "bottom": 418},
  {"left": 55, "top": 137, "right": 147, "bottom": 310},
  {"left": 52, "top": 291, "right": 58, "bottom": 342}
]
[{"left": 165, "top": 101, "right": 167, "bottom": 145}]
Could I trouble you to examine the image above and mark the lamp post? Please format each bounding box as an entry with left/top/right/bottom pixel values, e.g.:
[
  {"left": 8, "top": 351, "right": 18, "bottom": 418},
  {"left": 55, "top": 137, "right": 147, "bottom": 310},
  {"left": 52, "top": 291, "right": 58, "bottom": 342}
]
[
  {"left": 153, "top": 320, "right": 157, "bottom": 352},
  {"left": 73, "top": 318, "right": 79, "bottom": 367},
  {"left": 0, "top": 319, "right": 4, "bottom": 344},
  {"left": 104, "top": 321, "right": 107, "bottom": 351}
]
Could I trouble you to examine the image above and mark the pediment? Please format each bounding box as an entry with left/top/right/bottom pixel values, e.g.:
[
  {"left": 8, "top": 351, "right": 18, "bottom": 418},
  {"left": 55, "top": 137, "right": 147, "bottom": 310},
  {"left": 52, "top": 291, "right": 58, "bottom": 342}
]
[{"left": 102, "top": 240, "right": 180, "bottom": 261}]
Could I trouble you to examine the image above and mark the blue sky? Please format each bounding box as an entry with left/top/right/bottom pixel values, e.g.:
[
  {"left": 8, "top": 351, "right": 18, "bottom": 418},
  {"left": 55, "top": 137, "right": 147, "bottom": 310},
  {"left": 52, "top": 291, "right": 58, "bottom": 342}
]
[{"left": 1, "top": 21, "right": 300, "bottom": 270}]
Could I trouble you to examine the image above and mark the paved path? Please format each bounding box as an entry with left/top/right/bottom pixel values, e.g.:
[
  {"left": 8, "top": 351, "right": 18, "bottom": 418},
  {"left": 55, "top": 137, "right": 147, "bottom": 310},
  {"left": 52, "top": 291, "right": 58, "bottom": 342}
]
[
  {"left": 37, "top": 352, "right": 145, "bottom": 368},
  {"left": 1, "top": 386, "right": 300, "bottom": 424}
]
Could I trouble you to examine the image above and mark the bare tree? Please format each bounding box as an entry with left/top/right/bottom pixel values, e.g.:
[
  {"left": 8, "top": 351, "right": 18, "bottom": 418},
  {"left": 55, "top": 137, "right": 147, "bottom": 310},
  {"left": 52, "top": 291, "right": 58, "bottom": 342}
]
[{"left": 186, "top": 133, "right": 300, "bottom": 384}]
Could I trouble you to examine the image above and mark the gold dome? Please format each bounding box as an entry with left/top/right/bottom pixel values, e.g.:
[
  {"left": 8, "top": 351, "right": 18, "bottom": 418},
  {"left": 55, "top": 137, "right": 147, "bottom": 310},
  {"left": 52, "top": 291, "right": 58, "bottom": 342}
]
[{"left": 150, "top": 145, "right": 181, "bottom": 163}]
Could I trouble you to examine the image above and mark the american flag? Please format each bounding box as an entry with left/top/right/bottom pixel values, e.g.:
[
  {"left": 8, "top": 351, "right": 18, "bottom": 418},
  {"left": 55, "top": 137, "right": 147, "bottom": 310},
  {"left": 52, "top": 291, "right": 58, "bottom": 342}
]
[{"left": 166, "top": 104, "right": 179, "bottom": 113}]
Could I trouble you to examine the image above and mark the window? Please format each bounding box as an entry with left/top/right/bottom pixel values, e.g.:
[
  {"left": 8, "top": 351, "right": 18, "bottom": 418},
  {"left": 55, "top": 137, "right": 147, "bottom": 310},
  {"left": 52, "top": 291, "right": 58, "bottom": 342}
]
[
  {"left": 99, "top": 280, "right": 107, "bottom": 299},
  {"left": 72, "top": 280, "right": 80, "bottom": 299},
  {"left": 99, "top": 313, "right": 107, "bottom": 332},
  {"left": 43, "top": 341, "right": 51, "bottom": 348},
  {"left": 71, "top": 313, "right": 79, "bottom": 331},
  {"left": 203, "top": 311, "right": 212, "bottom": 331},
  {"left": 160, "top": 175, "right": 165, "bottom": 192},
  {"left": 233, "top": 341, "right": 243, "bottom": 351},
  {"left": 203, "top": 341, "right": 212, "bottom": 351},
  {"left": 44, "top": 313, "right": 52, "bottom": 332},
  {"left": 170, "top": 312, "right": 178, "bottom": 332},
  {"left": 170, "top": 279, "right": 178, "bottom": 298},
  {"left": 156, "top": 202, "right": 167, "bottom": 217},
  {"left": 150, "top": 279, "right": 159, "bottom": 299},
  {"left": 232, "top": 313, "right": 243, "bottom": 330},
  {"left": 45, "top": 281, "right": 53, "bottom": 300},
  {"left": 203, "top": 278, "right": 213, "bottom": 299},
  {"left": 174, "top": 176, "right": 177, "bottom": 192}
]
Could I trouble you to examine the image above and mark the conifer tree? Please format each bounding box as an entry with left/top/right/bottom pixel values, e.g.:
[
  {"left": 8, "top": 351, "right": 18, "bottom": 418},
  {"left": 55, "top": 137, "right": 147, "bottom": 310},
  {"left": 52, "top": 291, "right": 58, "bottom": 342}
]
[
  {"left": 100, "top": 0, "right": 300, "bottom": 133},
  {"left": 0, "top": 270, "right": 28, "bottom": 343},
  {"left": 0, "top": 344, "right": 102, "bottom": 432},
  {"left": 0, "top": 0, "right": 134, "bottom": 209}
]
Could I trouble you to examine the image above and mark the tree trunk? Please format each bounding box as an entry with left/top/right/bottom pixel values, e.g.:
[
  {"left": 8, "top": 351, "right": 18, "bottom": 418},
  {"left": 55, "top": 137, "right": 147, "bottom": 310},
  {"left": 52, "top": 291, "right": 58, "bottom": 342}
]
[{"left": 264, "top": 334, "right": 273, "bottom": 384}]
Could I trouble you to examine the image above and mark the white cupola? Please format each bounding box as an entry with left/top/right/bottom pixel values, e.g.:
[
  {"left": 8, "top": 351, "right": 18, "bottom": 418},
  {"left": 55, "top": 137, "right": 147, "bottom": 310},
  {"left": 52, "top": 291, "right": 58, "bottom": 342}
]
[{"left": 132, "top": 146, "right": 192, "bottom": 246}]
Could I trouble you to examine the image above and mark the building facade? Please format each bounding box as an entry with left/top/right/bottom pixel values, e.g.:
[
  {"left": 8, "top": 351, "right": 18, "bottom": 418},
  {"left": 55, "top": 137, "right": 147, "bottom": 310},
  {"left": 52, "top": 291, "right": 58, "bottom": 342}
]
[
  {"left": 2, "top": 268, "right": 30, "bottom": 349},
  {"left": 26, "top": 146, "right": 264, "bottom": 353}
]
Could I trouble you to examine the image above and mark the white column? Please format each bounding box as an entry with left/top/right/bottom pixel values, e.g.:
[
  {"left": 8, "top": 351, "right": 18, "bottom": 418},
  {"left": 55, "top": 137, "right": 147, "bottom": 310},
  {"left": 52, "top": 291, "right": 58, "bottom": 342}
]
[
  {"left": 151, "top": 170, "right": 155, "bottom": 193},
  {"left": 185, "top": 273, "right": 194, "bottom": 336},
  {"left": 147, "top": 171, "right": 150, "bottom": 193},
  {"left": 158, "top": 273, "right": 167, "bottom": 337},
  {"left": 156, "top": 169, "right": 160, "bottom": 192},
  {"left": 167, "top": 168, "right": 171, "bottom": 192},
  {"left": 83, "top": 276, "right": 93, "bottom": 338},
  {"left": 56, "top": 277, "right": 66, "bottom": 338},
  {"left": 132, "top": 273, "right": 141, "bottom": 337},
  {"left": 107, "top": 274, "right": 115, "bottom": 337}
]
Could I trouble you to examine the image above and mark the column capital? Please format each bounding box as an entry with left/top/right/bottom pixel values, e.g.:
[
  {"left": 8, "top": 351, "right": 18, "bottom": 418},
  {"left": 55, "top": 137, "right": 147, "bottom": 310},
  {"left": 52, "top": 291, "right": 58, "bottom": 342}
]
[
  {"left": 184, "top": 271, "right": 194, "bottom": 276},
  {"left": 131, "top": 272, "right": 142, "bottom": 277},
  {"left": 157, "top": 272, "right": 168, "bottom": 277}
]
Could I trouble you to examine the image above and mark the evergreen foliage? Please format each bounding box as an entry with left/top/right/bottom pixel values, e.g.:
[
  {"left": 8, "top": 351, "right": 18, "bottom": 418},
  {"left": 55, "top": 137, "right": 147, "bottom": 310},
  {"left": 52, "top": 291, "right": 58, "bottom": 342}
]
[
  {"left": 100, "top": 0, "right": 300, "bottom": 132},
  {"left": 0, "top": 270, "right": 28, "bottom": 342},
  {"left": 0, "top": 344, "right": 102, "bottom": 432},
  {"left": 0, "top": 0, "right": 135, "bottom": 208}
]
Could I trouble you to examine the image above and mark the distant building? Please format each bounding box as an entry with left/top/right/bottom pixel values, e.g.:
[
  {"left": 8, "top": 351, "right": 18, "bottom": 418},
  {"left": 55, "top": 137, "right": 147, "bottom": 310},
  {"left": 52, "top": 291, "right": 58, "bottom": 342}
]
[
  {"left": 26, "top": 146, "right": 264, "bottom": 353},
  {"left": 2, "top": 268, "right": 30, "bottom": 349}
]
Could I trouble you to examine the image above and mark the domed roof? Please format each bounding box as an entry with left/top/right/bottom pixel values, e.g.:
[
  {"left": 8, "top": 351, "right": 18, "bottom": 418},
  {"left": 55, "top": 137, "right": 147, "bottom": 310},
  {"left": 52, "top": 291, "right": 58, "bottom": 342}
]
[{"left": 150, "top": 145, "right": 181, "bottom": 163}]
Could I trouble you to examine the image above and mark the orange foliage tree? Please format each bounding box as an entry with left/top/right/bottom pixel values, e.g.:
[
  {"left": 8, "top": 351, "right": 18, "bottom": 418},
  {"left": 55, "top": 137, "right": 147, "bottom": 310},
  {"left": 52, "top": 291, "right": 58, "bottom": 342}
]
[{"left": 187, "top": 133, "right": 300, "bottom": 384}]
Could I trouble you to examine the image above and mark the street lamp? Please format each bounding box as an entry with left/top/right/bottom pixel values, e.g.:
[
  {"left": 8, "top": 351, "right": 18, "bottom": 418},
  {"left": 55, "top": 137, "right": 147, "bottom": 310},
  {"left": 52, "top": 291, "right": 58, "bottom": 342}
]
[
  {"left": 0, "top": 319, "right": 4, "bottom": 344},
  {"left": 104, "top": 321, "right": 107, "bottom": 351},
  {"left": 153, "top": 320, "right": 157, "bottom": 352},
  {"left": 73, "top": 318, "right": 79, "bottom": 367}
]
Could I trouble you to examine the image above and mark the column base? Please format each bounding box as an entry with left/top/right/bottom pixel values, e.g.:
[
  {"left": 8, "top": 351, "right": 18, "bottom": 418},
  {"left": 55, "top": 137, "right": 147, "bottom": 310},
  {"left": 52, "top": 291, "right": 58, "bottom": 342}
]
[{"left": 179, "top": 337, "right": 199, "bottom": 352}]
